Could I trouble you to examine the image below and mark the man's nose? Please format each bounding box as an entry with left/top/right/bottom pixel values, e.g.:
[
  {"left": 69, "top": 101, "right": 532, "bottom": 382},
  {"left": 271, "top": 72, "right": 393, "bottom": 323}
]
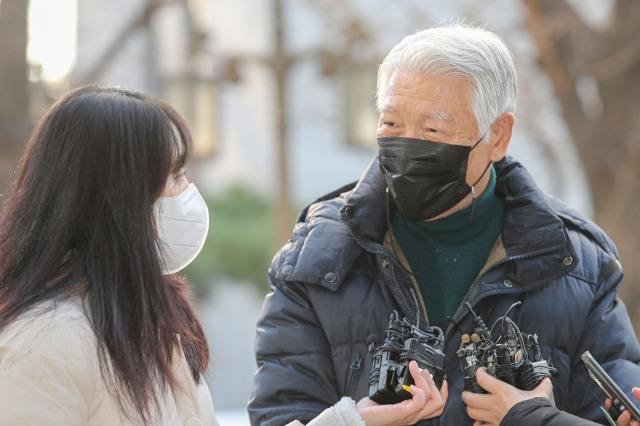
[{"left": 403, "top": 127, "right": 421, "bottom": 139}]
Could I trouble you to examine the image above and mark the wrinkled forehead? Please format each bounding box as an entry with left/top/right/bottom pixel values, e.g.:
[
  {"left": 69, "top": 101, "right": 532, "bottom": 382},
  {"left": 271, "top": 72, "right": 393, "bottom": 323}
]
[{"left": 380, "top": 70, "right": 474, "bottom": 109}]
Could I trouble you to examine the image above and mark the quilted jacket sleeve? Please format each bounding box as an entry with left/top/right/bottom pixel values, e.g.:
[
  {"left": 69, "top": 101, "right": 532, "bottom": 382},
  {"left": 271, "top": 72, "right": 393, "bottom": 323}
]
[
  {"left": 248, "top": 278, "right": 342, "bottom": 426},
  {"left": 566, "top": 230, "right": 640, "bottom": 420},
  {"left": 501, "top": 398, "right": 599, "bottom": 426}
]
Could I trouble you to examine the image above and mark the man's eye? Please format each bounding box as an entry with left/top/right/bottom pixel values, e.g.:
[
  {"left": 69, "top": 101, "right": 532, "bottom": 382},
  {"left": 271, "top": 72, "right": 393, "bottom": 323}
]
[
  {"left": 384, "top": 122, "right": 397, "bottom": 127},
  {"left": 428, "top": 128, "right": 438, "bottom": 133}
]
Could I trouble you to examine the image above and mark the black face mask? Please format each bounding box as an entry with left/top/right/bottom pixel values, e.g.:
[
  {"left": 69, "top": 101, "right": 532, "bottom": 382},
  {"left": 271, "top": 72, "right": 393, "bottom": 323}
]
[{"left": 378, "top": 134, "right": 491, "bottom": 222}]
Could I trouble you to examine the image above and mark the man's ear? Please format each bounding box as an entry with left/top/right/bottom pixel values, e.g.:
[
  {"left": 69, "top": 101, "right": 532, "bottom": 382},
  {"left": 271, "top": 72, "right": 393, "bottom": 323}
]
[{"left": 489, "top": 112, "right": 514, "bottom": 162}]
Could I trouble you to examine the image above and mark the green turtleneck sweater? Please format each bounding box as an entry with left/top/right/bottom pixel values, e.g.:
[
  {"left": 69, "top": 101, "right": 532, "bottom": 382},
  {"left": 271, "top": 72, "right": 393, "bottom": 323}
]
[{"left": 392, "top": 166, "right": 504, "bottom": 326}]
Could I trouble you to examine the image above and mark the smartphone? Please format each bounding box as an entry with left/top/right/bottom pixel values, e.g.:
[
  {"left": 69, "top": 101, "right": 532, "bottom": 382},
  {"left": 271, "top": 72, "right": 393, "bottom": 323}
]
[{"left": 581, "top": 351, "right": 640, "bottom": 424}]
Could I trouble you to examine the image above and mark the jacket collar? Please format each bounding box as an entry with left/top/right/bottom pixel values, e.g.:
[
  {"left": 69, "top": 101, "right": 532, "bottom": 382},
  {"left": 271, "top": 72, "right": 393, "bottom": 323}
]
[
  {"left": 285, "top": 155, "right": 575, "bottom": 291},
  {"left": 340, "top": 155, "right": 569, "bottom": 258},
  {"left": 338, "top": 158, "right": 390, "bottom": 245},
  {"left": 494, "top": 156, "right": 568, "bottom": 256}
]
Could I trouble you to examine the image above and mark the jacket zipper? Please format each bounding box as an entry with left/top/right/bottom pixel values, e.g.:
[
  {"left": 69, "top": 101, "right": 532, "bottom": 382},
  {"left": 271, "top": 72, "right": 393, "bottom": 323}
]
[
  {"left": 345, "top": 353, "right": 362, "bottom": 396},
  {"left": 340, "top": 211, "right": 428, "bottom": 325},
  {"left": 343, "top": 204, "right": 566, "bottom": 327},
  {"left": 458, "top": 243, "right": 566, "bottom": 317}
]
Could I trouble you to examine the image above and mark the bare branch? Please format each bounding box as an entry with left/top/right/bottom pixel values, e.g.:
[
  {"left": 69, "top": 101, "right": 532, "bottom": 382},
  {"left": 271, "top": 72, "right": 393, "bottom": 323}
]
[{"left": 74, "top": 0, "right": 180, "bottom": 84}]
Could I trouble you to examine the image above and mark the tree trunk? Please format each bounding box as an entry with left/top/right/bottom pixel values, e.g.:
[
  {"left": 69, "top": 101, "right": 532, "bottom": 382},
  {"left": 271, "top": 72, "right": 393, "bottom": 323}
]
[
  {"left": 0, "top": 0, "right": 30, "bottom": 193},
  {"left": 524, "top": 0, "right": 640, "bottom": 339}
]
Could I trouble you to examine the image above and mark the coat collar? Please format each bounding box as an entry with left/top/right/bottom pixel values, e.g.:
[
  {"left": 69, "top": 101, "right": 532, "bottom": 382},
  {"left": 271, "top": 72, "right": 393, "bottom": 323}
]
[
  {"left": 277, "top": 155, "right": 577, "bottom": 290},
  {"left": 340, "top": 155, "right": 569, "bottom": 256},
  {"left": 494, "top": 156, "right": 568, "bottom": 256}
]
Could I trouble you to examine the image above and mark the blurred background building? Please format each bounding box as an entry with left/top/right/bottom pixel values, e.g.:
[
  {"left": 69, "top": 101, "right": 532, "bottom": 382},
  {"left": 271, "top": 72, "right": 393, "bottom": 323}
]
[{"left": 2, "top": 0, "right": 638, "bottom": 424}]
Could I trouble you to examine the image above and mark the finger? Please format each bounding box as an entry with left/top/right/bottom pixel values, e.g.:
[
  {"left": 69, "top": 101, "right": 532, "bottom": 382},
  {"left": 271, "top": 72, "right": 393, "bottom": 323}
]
[
  {"left": 424, "top": 376, "right": 446, "bottom": 417},
  {"left": 410, "top": 361, "right": 429, "bottom": 380},
  {"left": 532, "top": 377, "right": 554, "bottom": 399},
  {"left": 461, "top": 388, "right": 491, "bottom": 409},
  {"left": 399, "top": 384, "right": 427, "bottom": 424},
  {"left": 632, "top": 387, "right": 640, "bottom": 401},
  {"left": 408, "top": 361, "right": 422, "bottom": 380},
  {"left": 408, "top": 362, "right": 448, "bottom": 419},
  {"left": 408, "top": 361, "right": 432, "bottom": 396},
  {"left": 466, "top": 404, "right": 491, "bottom": 425},
  {"left": 440, "top": 380, "right": 449, "bottom": 404},
  {"left": 475, "top": 368, "right": 502, "bottom": 393},
  {"left": 616, "top": 410, "right": 631, "bottom": 426},
  {"left": 406, "top": 381, "right": 427, "bottom": 409},
  {"left": 421, "top": 365, "right": 440, "bottom": 399}
]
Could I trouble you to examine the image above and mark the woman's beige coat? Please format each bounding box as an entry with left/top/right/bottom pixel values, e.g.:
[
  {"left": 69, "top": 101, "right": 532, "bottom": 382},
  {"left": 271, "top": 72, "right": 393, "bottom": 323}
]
[{"left": 0, "top": 297, "right": 219, "bottom": 426}]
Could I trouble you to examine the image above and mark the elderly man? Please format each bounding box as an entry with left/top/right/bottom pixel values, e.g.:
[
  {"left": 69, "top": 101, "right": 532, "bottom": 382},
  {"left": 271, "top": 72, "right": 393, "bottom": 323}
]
[{"left": 248, "top": 23, "right": 640, "bottom": 425}]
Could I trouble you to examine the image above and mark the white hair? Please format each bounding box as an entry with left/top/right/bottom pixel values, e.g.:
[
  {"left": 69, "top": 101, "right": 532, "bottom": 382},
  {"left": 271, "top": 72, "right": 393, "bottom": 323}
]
[{"left": 376, "top": 23, "right": 518, "bottom": 137}]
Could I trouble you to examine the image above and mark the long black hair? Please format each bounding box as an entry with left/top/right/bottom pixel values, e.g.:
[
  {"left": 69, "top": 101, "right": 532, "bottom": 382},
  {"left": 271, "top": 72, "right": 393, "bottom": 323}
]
[{"left": 0, "top": 84, "right": 209, "bottom": 423}]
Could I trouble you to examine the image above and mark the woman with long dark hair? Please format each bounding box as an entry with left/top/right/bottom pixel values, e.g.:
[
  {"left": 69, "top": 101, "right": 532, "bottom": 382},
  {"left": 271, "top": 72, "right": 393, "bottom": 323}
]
[{"left": 0, "top": 84, "right": 216, "bottom": 425}]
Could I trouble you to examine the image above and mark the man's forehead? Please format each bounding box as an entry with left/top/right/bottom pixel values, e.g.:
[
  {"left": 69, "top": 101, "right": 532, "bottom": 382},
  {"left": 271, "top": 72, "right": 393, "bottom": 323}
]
[
  {"left": 381, "top": 71, "right": 471, "bottom": 109},
  {"left": 379, "top": 105, "right": 455, "bottom": 121},
  {"left": 420, "top": 111, "right": 454, "bottom": 121}
]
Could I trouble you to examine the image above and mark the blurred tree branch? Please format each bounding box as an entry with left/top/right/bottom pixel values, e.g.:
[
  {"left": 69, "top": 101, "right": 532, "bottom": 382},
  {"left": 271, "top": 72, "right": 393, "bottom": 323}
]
[{"left": 74, "top": 0, "right": 180, "bottom": 84}]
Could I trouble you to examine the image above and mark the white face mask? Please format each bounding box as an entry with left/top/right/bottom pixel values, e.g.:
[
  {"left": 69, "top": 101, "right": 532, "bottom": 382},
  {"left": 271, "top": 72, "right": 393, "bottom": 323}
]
[{"left": 153, "top": 183, "right": 209, "bottom": 275}]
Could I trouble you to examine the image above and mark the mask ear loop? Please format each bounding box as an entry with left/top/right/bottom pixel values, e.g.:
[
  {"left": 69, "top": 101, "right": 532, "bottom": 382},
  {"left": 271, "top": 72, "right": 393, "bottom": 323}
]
[
  {"left": 468, "top": 126, "right": 494, "bottom": 224},
  {"left": 386, "top": 188, "right": 424, "bottom": 276},
  {"left": 469, "top": 161, "right": 493, "bottom": 224}
]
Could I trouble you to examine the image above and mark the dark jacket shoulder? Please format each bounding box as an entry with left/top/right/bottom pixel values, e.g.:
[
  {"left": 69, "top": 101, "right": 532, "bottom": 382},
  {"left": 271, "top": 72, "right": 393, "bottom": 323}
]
[{"left": 268, "top": 159, "right": 388, "bottom": 291}]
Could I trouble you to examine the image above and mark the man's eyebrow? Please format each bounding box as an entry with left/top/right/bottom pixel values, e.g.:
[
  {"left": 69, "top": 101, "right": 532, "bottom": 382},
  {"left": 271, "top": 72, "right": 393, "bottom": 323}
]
[
  {"left": 379, "top": 107, "right": 454, "bottom": 121},
  {"left": 420, "top": 111, "right": 454, "bottom": 121}
]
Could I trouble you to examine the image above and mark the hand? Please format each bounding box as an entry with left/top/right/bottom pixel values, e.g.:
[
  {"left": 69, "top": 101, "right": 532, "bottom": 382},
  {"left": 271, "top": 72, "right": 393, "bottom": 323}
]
[
  {"left": 610, "top": 387, "right": 640, "bottom": 426},
  {"left": 356, "top": 361, "right": 448, "bottom": 426},
  {"left": 461, "top": 367, "right": 553, "bottom": 426}
]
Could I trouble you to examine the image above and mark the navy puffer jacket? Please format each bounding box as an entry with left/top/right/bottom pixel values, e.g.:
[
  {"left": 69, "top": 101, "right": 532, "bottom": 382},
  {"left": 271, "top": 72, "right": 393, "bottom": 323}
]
[{"left": 248, "top": 156, "right": 640, "bottom": 425}]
